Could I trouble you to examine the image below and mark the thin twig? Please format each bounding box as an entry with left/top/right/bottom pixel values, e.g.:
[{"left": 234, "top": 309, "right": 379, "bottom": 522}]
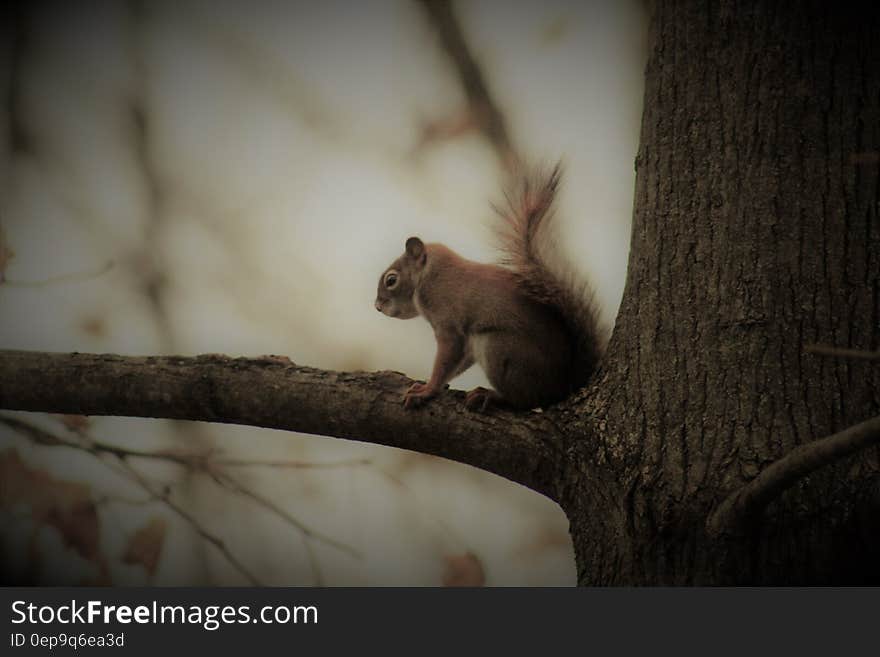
[
  {"left": 707, "top": 415, "right": 880, "bottom": 536},
  {"left": 212, "top": 471, "right": 361, "bottom": 558},
  {"left": 1, "top": 415, "right": 370, "bottom": 471},
  {"left": 1, "top": 415, "right": 262, "bottom": 584},
  {"left": 1, "top": 413, "right": 360, "bottom": 561},
  {"left": 373, "top": 464, "right": 468, "bottom": 549},
  {"left": 0, "top": 415, "right": 197, "bottom": 466},
  {"left": 3, "top": 260, "right": 115, "bottom": 287},
  {"left": 118, "top": 460, "right": 262, "bottom": 585},
  {"left": 300, "top": 533, "right": 324, "bottom": 586}
]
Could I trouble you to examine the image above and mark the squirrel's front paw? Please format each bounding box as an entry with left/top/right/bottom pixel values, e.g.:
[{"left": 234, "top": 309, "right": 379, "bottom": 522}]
[{"left": 403, "top": 382, "right": 437, "bottom": 409}]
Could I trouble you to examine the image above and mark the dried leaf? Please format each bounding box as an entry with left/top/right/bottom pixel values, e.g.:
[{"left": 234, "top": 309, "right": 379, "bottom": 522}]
[
  {"left": 442, "top": 551, "right": 485, "bottom": 587},
  {"left": 122, "top": 516, "right": 167, "bottom": 576},
  {"left": 56, "top": 414, "right": 91, "bottom": 432},
  {"left": 80, "top": 316, "right": 107, "bottom": 337},
  {"left": 0, "top": 449, "right": 101, "bottom": 563}
]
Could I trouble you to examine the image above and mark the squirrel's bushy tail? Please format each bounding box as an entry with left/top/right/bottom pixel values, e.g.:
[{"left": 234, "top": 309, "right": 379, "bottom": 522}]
[{"left": 493, "top": 163, "right": 603, "bottom": 390}]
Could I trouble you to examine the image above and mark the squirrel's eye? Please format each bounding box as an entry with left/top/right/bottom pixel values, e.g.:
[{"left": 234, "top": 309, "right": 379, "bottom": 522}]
[{"left": 385, "top": 272, "right": 398, "bottom": 288}]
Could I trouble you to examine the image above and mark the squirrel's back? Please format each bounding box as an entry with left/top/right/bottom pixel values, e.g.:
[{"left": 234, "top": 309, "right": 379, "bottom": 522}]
[{"left": 416, "top": 243, "right": 556, "bottom": 334}]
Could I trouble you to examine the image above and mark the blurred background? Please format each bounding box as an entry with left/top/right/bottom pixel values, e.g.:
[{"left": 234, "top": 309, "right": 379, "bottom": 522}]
[{"left": 0, "top": 0, "right": 645, "bottom": 585}]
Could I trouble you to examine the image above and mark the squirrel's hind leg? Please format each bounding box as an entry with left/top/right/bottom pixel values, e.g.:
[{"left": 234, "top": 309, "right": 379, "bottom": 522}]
[
  {"left": 464, "top": 386, "right": 501, "bottom": 411},
  {"left": 477, "top": 332, "right": 569, "bottom": 409}
]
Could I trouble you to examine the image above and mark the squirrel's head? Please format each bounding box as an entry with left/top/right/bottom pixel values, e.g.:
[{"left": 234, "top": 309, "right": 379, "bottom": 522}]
[{"left": 375, "top": 236, "right": 426, "bottom": 319}]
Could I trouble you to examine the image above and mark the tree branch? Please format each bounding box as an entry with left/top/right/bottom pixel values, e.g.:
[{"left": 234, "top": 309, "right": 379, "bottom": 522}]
[
  {"left": 416, "top": 0, "right": 517, "bottom": 169},
  {"left": 0, "top": 350, "right": 565, "bottom": 500},
  {"left": 707, "top": 415, "right": 880, "bottom": 536}
]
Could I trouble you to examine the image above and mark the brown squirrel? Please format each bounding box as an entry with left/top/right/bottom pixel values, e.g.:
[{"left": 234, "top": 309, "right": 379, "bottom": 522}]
[{"left": 374, "top": 164, "right": 601, "bottom": 410}]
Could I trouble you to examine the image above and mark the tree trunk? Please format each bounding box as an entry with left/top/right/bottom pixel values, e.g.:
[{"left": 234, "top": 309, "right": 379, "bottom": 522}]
[{"left": 563, "top": 0, "right": 880, "bottom": 584}]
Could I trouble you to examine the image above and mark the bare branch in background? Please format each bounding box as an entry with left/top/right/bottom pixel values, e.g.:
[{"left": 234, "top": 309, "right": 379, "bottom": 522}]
[
  {"left": 2, "top": 260, "right": 115, "bottom": 287},
  {"left": 1, "top": 414, "right": 261, "bottom": 584},
  {"left": 0, "top": 350, "right": 567, "bottom": 501},
  {"left": 128, "top": 0, "right": 176, "bottom": 351},
  {"left": 0, "top": 414, "right": 370, "bottom": 473},
  {"left": 2, "top": 415, "right": 329, "bottom": 584},
  {"left": 2, "top": 5, "right": 25, "bottom": 285},
  {"left": 120, "top": 459, "right": 262, "bottom": 585},
  {"left": 1, "top": 413, "right": 362, "bottom": 580},
  {"left": 5, "top": 2, "right": 29, "bottom": 157},
  {"left": 373, "top": 463, "right": 470, "bottom": 551},
  {"left": 415, "top": 0, "right": 518, "bottom": 170},
  {"left": 177, "top": 3, "right": 341, "bottom": 142},
  {"left": 210, "top": 470, "right": 360, "bottom": 558}
]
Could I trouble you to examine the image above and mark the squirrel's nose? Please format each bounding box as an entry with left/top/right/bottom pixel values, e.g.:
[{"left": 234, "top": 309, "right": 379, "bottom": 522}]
[{"left": 374, "top": 300, "right": 383, "bottom": 312}]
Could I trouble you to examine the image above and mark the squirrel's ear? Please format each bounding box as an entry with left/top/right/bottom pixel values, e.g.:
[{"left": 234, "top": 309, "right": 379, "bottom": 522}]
[{"left": 405, "top": 237, "right": 425, "bottom": 261}]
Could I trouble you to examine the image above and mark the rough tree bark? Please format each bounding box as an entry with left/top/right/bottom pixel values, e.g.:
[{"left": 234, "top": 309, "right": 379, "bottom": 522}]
[
  {"left": 1, "top": 0, "right": 879, "bottom": 584},
  {"left": 567, "top": 0, "right": 880, "bottom": 584}
]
